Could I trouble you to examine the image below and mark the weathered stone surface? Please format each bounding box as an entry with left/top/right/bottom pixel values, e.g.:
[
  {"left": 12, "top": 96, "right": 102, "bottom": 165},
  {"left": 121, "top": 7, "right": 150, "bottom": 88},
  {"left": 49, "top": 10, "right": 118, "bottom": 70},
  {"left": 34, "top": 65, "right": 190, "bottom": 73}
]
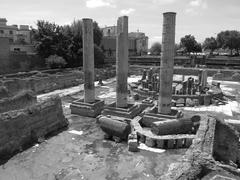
[
  {"left": 231, "top": 72, "right": 240, "bottom": 81},
  {"left": 158, "top": 12, "right": 176, "bottom": 114},
  {"left": 128, "top": 139, "right": 139, "bottom": 152},
  {"left": 116, "top": 16, "right": 128, "bottom": 108},
  {"left": 151, "top": 118, "right": 193, "bottom": 135},
  {"left": 0, "top": 96, "right": 68, "bottom": 160},
  {"left": 102, "top": 102, "right": 143, "bottom": 119},
  {"left": 0, "top": 90, "right": 37, "bottom": 113},
  {"left": 0, "top": 86, "right": 8, "bottom": 99},
  {"left": 145, "top": 137, "right": 155, "bottom": 147},
  {"left": 98, "top": 116, "right": 131, "bottom": 140},
  {"left": 70, "top": 99, "right": 104, "bottom": 117},
  {"left": 160, "top": 115, "right": 240, "bottom": 180},
  {"left": 82, "top": 18, "right": 95, "bottom": 103}
]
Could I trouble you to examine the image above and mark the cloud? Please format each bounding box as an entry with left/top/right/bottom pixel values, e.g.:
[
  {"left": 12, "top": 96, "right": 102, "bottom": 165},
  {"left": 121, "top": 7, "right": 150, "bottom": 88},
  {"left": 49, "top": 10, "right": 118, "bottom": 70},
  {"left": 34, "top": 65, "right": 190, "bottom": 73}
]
[
  {"left": 186, "top": 0, "right": 207, "bottom": 15},
  {"left": 152, "top": 0, "right": 177, "bottom": 5},
  {"left": 86, "top": 0, "right": 115, "bottom": 8},
  {"left": 120, "top": 8, "right": 136, "bottom": 15},
  {"left": 189, "top": 0, "right": 207, "bottom": 9}
]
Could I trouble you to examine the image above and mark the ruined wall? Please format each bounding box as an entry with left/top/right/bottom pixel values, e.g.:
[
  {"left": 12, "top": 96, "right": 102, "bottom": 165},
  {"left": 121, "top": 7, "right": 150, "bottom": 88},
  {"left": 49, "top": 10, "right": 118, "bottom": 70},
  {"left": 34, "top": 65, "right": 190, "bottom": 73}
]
[
  {"left": 0, "top": 67, "right": 116, "bottom": 97},
  {"left": 214, "top": 120, "right": 240, "bottom": 165},
  {"left": 0, "top": 96, "right": 68, "bottom": 160},
  {"left": 129, "top": 65, "right": 240, "bottom": 81},
  {"left": 0, "top": 90, "right": 37, "bottom": 113},
  {"left": 161, "top": 115, "right": 240, "bottom": 180}
]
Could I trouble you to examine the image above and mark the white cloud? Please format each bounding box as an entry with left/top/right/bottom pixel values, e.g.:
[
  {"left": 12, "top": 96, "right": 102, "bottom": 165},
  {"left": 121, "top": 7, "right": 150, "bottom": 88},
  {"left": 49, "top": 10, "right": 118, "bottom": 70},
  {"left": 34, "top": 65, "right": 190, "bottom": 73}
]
[
  {"left": 189, "top": 0, "right": 207, "bottom": 9},
  {"left": 186, "top": 0, "right": 207, "bottom": 15},
  {"left": 152, "top": 0, "right": 177, "bottom": 5},
  {"left": 86, "top": 0, "right": 115, "bottom": 8},
  {"left": 120, "top": 8, "right": 136, "bottom": 15}
]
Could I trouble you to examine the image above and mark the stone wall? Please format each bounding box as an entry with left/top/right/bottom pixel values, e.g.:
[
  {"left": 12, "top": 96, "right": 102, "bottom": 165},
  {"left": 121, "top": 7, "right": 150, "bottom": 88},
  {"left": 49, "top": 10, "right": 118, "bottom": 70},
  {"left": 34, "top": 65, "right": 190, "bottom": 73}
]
[
  {"left": 161, "top": 115, "right": 240, "bottom": 180},
  {"left": 0, "top": 96, "right": 68, "bottom": 160},
  {"left": 129, "top": 65, "right": 240, "bottom": 81},
  {"left": 0, "top": 90, "right": 37, "bottom": 113},
  {"left": 0, "top": 67, "right": 116, "bottom": 97}
]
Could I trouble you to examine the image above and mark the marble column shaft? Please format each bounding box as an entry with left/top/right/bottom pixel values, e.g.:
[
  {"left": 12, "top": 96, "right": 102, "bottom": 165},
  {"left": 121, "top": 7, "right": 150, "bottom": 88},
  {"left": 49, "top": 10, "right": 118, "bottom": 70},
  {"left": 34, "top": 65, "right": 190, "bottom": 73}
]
[
  {"left": 158, "top": 12, "right": 176, "bottom": 114},
  {"left": 116, "top": 16, "right": 128, "bottom": 108},
  {"left": 82, "top": 18, "right": 95, "bottom": 103}
]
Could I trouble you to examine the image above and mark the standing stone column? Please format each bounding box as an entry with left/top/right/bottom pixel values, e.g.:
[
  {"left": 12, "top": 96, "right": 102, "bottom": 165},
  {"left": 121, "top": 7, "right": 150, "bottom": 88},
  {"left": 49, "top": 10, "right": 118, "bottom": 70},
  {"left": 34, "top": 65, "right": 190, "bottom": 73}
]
[
  {"left": 158, "top": 12, "right": 176, "bottom": 114},
  {"left": 201, "top": 69, "right": 207, "bottom": 88},
  {"left": 83, "top": 18, "right": 95, "bottom": 103},
  {"left": 116, "top": 16, "right": 128, "bottom": 108}
]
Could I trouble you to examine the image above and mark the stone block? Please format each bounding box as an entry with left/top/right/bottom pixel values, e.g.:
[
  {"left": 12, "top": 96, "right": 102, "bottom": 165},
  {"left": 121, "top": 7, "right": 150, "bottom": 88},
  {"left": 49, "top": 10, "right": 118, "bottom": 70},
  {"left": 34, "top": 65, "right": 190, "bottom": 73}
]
[
  {"left": 128, "top": 139, "right": 139, "bottom": 152},
  {"left": 167, "top": 139, "right": 175, "bottom": 149},
  {"left": 176, "top": 139, "right": 183, "bottom": 148},
  {"left": 70, "top": 99, "right": 104, "bottom": 117},
  {"left": 138, "top": 134, "right": 146, "bottom": 143},
  {"left": 98, "top": 116, "right": 131, "bottom": 140},
  {"left": 156, "top": 139, "right": 164, "bottom": 148},
  {"left": 145, "top": 137, "right": 155, "bottom": 147},
  {"left": 101, "top": 102, "right": 143, "bottom": 119},
  {"left": 185, "top": 138, "right": 193, "bottom": 148}
]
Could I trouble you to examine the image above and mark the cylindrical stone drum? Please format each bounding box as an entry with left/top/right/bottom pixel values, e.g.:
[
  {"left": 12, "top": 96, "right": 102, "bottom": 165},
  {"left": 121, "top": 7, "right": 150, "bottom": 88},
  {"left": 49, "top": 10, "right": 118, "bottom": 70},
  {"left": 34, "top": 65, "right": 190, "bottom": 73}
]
[
  {"left": 99, "top": 117, "right": 131, "bottom": 140},
  {"left": 151, "top": 118, "right": 193, "bottom": 135}
]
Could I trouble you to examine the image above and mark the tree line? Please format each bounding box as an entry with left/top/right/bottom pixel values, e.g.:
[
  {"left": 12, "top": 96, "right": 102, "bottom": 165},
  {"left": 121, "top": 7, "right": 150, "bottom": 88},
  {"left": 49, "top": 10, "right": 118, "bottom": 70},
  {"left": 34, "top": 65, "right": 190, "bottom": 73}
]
[
  {"left": 31, "top": 20, "right": 105, "bottom": 69},
  {"left": 150, "top": 30, "right": 240, "bottom": 56}
]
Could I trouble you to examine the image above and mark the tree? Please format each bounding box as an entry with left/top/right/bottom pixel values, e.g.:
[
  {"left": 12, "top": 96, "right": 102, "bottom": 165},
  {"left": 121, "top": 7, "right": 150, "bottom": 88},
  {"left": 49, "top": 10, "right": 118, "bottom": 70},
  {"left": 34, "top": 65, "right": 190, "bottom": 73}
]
[
  {"left": 216, "top": 30, "right": 240, "bottom": 55},
  {"left": 180, "top": 35, "right": 197, "bottom": 54},
  {"left": 203, "top": 37, "right": 217, "bottom": 54},
  {"left": 150, "top": 42, "right": 161, "bottom": 55},
  {"left": 32, "top": 19, "right": 105, "bottom": 68},
  {"left": 193, "top": 43, "right": 202, "bottom": 53},
  {"left": 32, "top": 20, "right": 67, "bottom": 58},
  {"left": 180, "top": 35, "right": 202, "bottom": 54}
]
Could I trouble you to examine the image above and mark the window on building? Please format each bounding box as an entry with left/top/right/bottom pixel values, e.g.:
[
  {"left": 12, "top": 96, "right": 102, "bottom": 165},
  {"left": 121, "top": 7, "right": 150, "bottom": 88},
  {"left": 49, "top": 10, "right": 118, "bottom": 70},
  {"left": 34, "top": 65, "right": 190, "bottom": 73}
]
[
  {"left": 14, "top": 48, "right": 21, "bottom": 52},
  {"left": 9, "top": 30, "right": 13, "bottom": 35},
  {"left": 0, "top": 30, "right": 4, "bottom": 34}
]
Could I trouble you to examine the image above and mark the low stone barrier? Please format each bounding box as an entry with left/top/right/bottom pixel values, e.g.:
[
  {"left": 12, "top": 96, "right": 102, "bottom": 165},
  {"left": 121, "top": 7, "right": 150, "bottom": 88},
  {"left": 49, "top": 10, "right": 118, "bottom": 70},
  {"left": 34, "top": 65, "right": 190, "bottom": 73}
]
[
  {"left": 0, "top": 67, "right": 116, "bottom": 97},
  {"left": 0, "top": 96, "right": 68, "bottom": 160},
  {"left": 0, "top": 90, "right": 37, "bottom": 113},
  {"left": 160, "top": 115, "right": 240, "bottom": 180}
]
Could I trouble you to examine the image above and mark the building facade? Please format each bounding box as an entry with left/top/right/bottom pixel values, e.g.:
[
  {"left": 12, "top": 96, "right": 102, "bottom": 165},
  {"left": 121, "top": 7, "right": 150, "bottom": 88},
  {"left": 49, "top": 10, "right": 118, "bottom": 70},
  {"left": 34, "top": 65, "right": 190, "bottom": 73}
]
[
  {"left": 0, "top": 18, "right": 34, "bottom": 54},
  {"left": 101, "top": 26, "right": 148, "bottom": 58}
]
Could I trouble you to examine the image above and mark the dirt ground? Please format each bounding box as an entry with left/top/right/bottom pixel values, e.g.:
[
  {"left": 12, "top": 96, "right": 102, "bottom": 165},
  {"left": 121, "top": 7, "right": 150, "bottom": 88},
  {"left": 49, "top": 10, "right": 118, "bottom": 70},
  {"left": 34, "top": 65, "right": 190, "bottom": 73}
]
[
  {"left": 0, "top": 77, "right": 186, "bottom": 180},
  {"left": 0, "top": 76, "right": 239, "bottom": 180}
]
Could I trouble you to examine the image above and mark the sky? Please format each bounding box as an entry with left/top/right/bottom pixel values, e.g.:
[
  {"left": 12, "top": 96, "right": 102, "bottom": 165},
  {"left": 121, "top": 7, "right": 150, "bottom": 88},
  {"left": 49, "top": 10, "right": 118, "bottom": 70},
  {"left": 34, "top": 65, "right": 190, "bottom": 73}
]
[{"left": 1, "top": 0, "right": 240, "bottom": 47}]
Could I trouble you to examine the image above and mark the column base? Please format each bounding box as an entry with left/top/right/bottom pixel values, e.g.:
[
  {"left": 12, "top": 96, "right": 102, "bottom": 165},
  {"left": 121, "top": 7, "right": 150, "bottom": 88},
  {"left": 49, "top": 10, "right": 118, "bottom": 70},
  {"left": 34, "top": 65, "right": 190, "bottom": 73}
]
[
  {"left": 70, "top": 99, "right": 104, "bottom": 117},
  {"left": 141, "top": 106, "right": 183, "bottom": 127},
  {"left": 101, "top": 102, "right": 143, "bottom": 119}
]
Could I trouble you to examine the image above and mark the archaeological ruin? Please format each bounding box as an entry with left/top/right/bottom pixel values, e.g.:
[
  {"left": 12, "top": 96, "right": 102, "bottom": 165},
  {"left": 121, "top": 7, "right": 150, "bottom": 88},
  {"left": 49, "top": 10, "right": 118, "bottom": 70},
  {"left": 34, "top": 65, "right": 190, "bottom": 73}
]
[{"left": 1, "top": 12, "right": 240, "bottom": 180}]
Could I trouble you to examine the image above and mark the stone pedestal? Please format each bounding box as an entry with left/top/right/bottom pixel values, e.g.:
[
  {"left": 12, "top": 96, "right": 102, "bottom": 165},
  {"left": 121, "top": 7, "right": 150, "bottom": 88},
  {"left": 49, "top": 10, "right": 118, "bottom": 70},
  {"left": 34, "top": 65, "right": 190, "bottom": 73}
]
[
  {"left": 70, "top": 99, "right": 104, "bottom": 117},
  {"left": 102, "top": 102, "right": 143, "bottom": 119}
]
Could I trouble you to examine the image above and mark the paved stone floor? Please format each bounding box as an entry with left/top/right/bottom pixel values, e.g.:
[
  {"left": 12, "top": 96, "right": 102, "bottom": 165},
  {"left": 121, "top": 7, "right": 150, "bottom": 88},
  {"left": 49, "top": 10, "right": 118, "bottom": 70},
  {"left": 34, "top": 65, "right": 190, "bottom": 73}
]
[{"left": 0, "top": 76, "right": 239, "bottom": 180}]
